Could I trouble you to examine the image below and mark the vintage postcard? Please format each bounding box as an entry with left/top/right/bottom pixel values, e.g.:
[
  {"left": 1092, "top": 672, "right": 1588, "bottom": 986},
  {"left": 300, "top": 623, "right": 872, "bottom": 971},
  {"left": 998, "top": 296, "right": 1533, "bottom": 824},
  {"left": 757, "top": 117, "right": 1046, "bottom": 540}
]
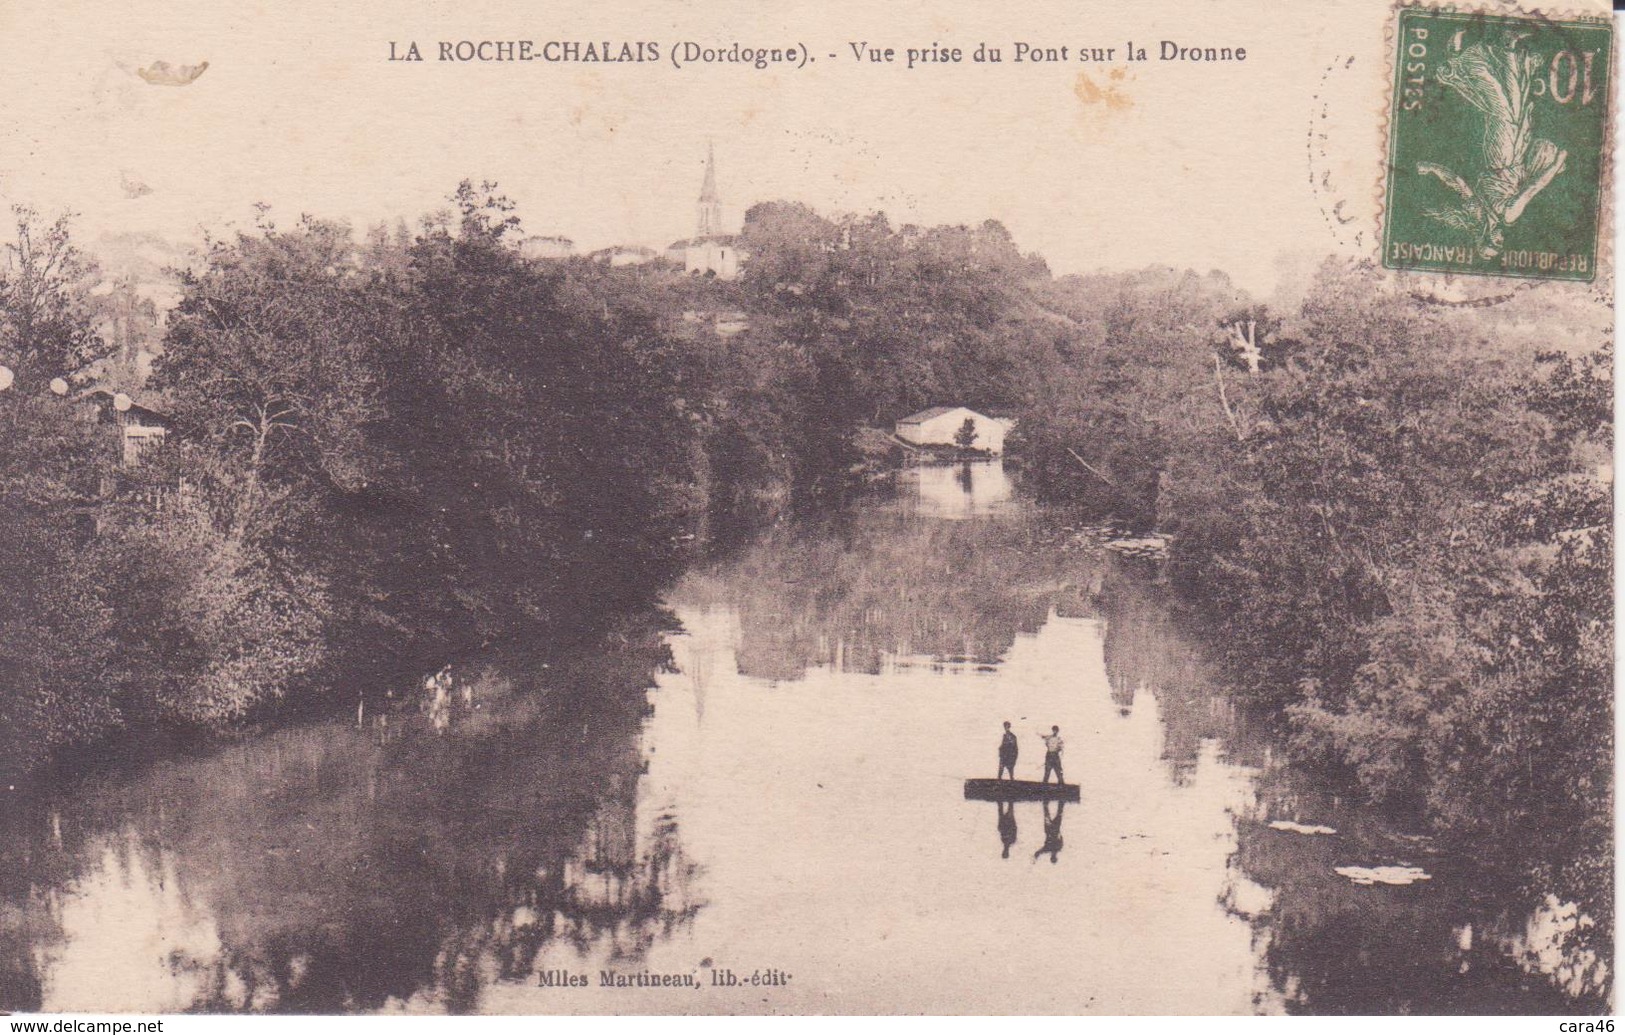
[{"left": 0, "top": 0, "right": 1612, "bottom": 1020}]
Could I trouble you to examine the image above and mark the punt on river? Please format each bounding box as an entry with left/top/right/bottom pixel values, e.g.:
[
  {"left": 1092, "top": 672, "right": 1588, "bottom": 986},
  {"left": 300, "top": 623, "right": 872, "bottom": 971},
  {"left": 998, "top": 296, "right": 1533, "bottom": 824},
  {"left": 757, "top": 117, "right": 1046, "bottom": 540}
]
[{"left": 963, "top": 778, "right": 1080, "bottom": 803}]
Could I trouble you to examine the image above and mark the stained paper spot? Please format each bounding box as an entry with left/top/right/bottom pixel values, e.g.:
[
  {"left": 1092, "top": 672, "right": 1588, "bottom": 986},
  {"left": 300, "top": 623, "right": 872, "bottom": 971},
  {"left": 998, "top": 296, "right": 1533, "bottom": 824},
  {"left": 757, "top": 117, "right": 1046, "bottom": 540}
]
[{"left": 137, "top": 60, "right": 209, "bottom": 86}]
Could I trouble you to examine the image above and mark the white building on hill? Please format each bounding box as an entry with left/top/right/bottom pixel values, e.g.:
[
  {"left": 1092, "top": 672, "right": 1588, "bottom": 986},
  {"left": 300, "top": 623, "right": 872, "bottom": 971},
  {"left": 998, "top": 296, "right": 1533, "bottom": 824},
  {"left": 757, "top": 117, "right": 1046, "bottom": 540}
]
[
  {"left": 520, "top": 235, "right": 576, "bottom": 261},
  {"left": 894, "top": 406, "right": 1011, "bottom": 454}
]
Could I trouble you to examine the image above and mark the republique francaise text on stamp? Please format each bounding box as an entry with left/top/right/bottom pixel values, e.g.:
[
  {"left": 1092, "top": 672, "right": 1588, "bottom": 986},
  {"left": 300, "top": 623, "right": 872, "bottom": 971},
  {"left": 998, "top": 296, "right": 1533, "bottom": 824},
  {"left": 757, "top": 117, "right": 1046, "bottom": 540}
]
[{"left": 1382, "top": 5, "right": 1612, "bottom": 281}]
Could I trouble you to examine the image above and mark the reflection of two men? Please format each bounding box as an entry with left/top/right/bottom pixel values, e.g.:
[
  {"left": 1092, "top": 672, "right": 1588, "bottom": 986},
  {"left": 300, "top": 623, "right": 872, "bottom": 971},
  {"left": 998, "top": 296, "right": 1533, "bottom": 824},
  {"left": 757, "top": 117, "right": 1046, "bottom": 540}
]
[{"left": 993, "top": 800, "right": 1065, "bottom": 864}]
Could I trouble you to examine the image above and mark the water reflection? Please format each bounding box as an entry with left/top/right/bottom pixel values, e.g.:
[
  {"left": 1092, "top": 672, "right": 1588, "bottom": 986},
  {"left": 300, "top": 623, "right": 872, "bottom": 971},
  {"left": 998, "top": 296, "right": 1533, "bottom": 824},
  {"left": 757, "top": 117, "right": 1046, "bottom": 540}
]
[
  {"left": 629, "top": 547, "right": 1275, "bottom": 1012},
  {"left": 997, "top": 803, "right": 1017, "bottom": 860},
  {"left": 0, "top": 493, "right": 1609, "bottom": 1014},
  {"left": 0, "top": 614, "right": 701, "bottom": 1015},
  {"left": 675, "top": 508, "right": 1085, "bottom": 683},
  {"left": 898, "top": 459, "right": 1014, "bottom": 520},
  {"left": 1224, "top": 780, "right": 1610, "bottom": 1014},
  {"left": 1032, "top": 802, "right": 1065, "bottom": 865}
]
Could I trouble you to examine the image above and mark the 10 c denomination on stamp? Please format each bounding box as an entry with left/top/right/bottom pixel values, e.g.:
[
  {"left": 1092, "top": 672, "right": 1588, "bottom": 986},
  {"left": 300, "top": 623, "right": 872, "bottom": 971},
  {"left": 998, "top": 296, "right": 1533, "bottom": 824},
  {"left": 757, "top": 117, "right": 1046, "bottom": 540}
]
[{"left": 1382, "top": 5, "right": 1612, "bottom": 281}]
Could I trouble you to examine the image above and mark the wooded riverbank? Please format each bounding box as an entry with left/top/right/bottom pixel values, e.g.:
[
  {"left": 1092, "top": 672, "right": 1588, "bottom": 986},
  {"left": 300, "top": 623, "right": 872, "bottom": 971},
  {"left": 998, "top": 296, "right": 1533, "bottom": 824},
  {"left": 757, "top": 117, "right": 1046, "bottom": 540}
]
[{"left": 1, "top": 192, "right": 1609, "bottom": 955}]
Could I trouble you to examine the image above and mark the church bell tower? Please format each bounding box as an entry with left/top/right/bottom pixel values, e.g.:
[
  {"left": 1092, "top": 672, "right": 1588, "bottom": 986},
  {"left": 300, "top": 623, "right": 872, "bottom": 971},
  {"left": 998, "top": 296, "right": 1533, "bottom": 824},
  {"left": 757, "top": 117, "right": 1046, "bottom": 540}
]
[{"left": 696, "top": 141, "right": 722, "bottom": 238}]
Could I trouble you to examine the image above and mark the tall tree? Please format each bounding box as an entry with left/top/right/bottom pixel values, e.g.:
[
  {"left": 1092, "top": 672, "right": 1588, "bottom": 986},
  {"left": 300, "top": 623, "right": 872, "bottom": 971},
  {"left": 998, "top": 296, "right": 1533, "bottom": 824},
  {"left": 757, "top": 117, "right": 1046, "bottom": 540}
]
[{"left": 0, "top": 206, "right": 106, "bottom": 388}]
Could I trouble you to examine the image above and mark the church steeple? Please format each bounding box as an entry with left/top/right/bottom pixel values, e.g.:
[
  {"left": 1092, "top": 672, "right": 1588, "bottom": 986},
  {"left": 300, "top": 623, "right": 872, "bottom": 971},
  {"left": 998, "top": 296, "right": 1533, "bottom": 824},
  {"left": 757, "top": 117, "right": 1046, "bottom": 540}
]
[{"left": 696, "top": 142, "right": 722, "bottom": 238}]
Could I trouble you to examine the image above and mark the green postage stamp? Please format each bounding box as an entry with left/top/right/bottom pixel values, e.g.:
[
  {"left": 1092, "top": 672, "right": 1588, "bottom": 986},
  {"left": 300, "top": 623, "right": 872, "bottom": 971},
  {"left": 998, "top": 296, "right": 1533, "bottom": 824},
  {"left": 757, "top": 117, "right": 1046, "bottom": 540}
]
[{"left": 1382, "top": 6, "right": 1612, "bottom": 281}]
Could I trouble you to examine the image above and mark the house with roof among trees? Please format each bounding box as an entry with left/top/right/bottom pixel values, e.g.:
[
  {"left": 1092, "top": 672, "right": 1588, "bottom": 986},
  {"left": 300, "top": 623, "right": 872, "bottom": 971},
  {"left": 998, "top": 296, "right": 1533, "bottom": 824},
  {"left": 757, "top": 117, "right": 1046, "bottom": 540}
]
[
  {"left": 78, "top": 387, "right": 171, "bottom": 467},
  {"left": 894, "top": 406, "right": 1011, "bottom": 455}
]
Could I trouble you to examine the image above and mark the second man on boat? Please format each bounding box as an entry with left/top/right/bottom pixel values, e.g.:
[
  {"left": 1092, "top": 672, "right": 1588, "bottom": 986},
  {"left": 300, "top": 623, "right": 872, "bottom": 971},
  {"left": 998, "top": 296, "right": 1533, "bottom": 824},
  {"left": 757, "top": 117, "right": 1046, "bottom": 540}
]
[{"left": 1038, "top": 725, "right": 1064, "bottom": 784}]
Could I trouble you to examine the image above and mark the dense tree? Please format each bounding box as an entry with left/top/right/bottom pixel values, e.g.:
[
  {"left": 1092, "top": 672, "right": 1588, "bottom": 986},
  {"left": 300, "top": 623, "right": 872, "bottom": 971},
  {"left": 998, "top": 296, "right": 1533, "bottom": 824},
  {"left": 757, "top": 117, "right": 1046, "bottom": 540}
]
[
  {"left": 1008, "top": 267, "right": 1250, "bottom": 525},
  {"left": 0, "top": 207, "right": 106, "bottom": 389},
  {"left": 0, "top": 191, "right": 1609, "bottom": 953},
  {"left": 953, "top": 417, "right": 978, "bottom": 450},
  {"left": 0, "top": 395, "right": 122, "bottom": 777},
  {"left": 389, "top": 184, "right": 701, "bottom": 637},
  {"left": 0, "top": 210, "right": 124, "bottom": 779}
]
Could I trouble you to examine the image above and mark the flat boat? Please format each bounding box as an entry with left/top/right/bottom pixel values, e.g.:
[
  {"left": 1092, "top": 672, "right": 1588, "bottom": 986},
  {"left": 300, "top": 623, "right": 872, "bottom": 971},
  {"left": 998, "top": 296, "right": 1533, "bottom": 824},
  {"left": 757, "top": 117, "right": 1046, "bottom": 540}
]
[{"left": 963, "top": 778, "right": 1080, "bottom": 803}]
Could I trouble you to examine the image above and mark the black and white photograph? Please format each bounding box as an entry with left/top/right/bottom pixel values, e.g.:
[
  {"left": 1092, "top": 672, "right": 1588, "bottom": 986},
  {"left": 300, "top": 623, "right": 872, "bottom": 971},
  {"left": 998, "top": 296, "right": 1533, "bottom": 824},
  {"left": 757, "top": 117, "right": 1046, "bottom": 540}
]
[{"left": 0, "top": 0, "right": 1613, "bottom": 1019}]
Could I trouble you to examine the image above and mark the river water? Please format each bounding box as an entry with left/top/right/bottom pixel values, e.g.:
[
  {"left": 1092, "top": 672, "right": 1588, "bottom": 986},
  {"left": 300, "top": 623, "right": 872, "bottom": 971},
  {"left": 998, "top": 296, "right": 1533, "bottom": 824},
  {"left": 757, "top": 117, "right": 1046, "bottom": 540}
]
[{"left": 0, "top": 461, "right": 1608, "bottom": 1014}]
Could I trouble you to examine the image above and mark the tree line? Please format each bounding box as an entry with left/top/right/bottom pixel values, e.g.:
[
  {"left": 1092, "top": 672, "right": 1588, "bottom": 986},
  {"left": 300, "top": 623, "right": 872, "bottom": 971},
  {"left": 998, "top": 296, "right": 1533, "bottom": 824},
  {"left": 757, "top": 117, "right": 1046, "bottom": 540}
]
[
  {"left": 1009, "top": 259, "right": 1610, "bottom": 930},
  {"left": 0, "top": 189, "right": 1611, "bottom": 934}
]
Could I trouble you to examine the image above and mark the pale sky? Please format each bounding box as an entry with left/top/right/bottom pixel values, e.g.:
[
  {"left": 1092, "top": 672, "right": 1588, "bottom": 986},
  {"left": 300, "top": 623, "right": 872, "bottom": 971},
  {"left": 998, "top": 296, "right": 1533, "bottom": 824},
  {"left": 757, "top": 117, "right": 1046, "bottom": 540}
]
[{"left": 0, "top": 0, "right": 1591, "bottom": 295}]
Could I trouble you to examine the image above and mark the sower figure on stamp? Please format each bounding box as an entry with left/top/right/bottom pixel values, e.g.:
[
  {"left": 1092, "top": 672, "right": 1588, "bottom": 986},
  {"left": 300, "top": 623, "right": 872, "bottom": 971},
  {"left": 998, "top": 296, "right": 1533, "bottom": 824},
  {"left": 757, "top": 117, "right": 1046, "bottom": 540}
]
[
  {"left": 1037, "top": 725, "right": 1064, "bottom": 784},
  {"left": 997, "top": 721, "right": 1018, "bottom": 780}
]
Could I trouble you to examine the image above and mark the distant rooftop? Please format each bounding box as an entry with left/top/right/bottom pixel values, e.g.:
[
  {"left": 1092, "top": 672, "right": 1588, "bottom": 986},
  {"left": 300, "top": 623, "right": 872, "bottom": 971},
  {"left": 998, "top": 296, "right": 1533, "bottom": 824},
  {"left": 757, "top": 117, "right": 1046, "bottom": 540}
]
[{"left": 898, "top": 405, "right": 978, "bottom": 424}]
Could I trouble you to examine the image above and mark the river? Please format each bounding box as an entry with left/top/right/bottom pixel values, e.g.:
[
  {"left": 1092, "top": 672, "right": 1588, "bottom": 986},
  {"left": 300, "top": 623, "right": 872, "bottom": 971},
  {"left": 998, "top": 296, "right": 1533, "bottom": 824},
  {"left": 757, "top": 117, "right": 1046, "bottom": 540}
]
[{"left": 0, "top": 460, "right": 1607, "bottom": 1015}]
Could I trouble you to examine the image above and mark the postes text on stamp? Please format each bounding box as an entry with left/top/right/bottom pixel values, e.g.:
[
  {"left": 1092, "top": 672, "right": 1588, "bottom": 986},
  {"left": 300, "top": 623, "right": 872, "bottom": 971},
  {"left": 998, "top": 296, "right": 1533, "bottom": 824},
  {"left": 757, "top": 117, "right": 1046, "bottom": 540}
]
[{"left": 1383, "top": 6, "right": 1612, "bottom": 282}]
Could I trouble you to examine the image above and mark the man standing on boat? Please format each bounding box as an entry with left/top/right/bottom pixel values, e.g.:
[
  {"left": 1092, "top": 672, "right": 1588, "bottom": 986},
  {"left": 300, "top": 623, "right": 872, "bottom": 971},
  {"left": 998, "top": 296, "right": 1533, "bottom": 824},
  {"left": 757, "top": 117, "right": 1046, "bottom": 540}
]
[
  {"left": 997, "top": 721, "right": 1019, "bottom": 780},
  {"left": 1037, "top": 725, "right": 1064, "bottom": 784}
]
